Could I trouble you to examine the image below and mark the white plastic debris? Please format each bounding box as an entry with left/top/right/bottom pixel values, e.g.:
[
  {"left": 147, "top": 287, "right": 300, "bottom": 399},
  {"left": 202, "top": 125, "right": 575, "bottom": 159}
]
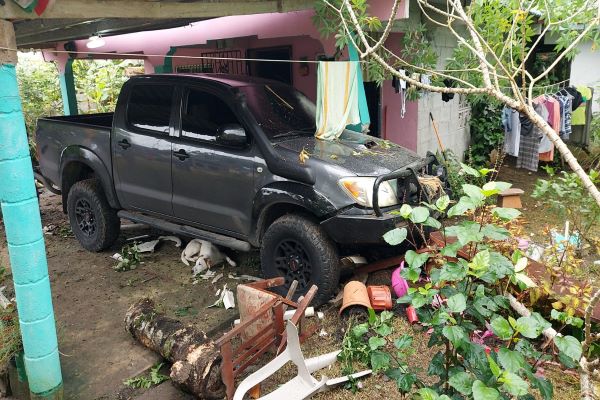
[
  {"left": 136, "top": 235, "right": 183, "bottom": 253},
  {"left": 319, "top": 329, "right": 328, "bottom": 337},
  {"left": 211, "top": 273, "right": 224, "bottom": 284},
  {"left": 158, "top": 235, "right": 182, "bottom": 247},
  {"left": 228, "top": 273, "right": 262, "bottom": 282},
  {"left": 111, "top": 253, "right": 123, "bottom": 262},
  {"left": 0, "top": 287, "right": 11, "bottom": 309},
  {"left": 209, "top": 285, "right": 235, "bottom": 309},
  {"left": 199, "top": 270, "right": 217, "bottom": 280}
]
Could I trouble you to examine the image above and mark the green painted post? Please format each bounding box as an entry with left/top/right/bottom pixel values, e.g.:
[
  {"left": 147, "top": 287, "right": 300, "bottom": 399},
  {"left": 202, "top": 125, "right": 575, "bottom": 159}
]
[
  {"left": 59, "top": 58, "right": 78, "bottom": 116},
  {"left": 0, "top": 20, "right": 63, "bottom": 399}
]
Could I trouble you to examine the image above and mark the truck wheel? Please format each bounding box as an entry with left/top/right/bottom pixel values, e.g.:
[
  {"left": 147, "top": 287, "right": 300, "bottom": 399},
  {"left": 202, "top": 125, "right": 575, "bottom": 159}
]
[
  {"left": 260, "top": 214, "right": 340, "bottom": 306},
  {"left": 67, "top": 179, "right": 120, "bottom": 252}
]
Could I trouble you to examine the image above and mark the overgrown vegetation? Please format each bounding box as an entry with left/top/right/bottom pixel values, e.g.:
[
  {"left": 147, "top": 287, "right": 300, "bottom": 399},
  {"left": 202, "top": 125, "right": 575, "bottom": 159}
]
[
  {"left": 532, "top": 167, "right": 600, "bottom": 252},
  {"left": 466, "top": 101, "right": 505, "bottom": 167},
  {"left": 341, "top": 165, "right": 595, "bottom": 399},
  {"left": 0, "top": 266, "right": 21, "bottom": 367}
]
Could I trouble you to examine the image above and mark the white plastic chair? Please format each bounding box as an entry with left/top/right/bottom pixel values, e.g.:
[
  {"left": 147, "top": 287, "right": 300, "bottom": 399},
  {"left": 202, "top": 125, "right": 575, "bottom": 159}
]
[{"left": 233, "top": 320, "right": 371, "bottom": 400}]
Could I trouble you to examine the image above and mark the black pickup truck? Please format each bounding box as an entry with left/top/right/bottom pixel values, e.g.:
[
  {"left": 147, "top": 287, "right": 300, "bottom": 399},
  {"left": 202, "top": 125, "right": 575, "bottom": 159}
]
[{"left": 36, "top": 74, "right": 447, "bottom": 304}]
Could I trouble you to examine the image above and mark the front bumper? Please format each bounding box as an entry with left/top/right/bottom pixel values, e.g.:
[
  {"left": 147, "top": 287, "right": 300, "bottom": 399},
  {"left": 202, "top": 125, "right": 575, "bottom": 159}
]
[{"left": 321, "top": 207, "right": 411, "bottom": 245}]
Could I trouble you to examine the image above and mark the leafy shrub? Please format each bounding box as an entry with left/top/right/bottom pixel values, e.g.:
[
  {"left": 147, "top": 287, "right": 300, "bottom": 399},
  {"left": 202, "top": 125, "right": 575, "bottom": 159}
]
[
  {"left": 369, "top": 166, "right": 584, "bottom": 398},
  {"left": 467, "top": 100, "right": 505, "bottom": 167},
  {"left": 532, "top": 167, "right": 600, "bottom": 252},
  {"left": 123, "top": 363, "right": 169, "bottom": 389},
  {"left": 442, "top": 150, "right": 486, "bottom": 199}
]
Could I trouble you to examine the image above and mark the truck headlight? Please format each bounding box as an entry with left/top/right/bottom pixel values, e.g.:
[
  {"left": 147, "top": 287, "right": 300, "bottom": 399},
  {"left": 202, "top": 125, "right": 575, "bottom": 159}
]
[{"left": 338, "top": 177, "right": 398, "bottom": 208}]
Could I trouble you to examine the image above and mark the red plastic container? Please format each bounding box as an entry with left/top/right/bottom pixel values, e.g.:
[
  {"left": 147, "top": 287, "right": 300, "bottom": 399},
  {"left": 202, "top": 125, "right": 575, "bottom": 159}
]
[{"left": 406, "top": 306, "right": 419, "bottom": 324}]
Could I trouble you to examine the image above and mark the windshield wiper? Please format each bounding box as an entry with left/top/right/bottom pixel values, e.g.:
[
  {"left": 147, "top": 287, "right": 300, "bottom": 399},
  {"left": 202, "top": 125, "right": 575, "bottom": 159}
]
[{"left": 271, "top": 127, "right": 315, "bottom": 139}]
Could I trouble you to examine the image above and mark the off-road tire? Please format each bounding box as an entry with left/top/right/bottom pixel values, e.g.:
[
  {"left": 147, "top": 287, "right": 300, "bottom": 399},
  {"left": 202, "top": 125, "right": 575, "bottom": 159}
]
[
  {"left": 67, "top": 179, "right": 120, "bottom": 252},
  {"left": 260, "top": 214, "right": 340, "bottom": 306}
]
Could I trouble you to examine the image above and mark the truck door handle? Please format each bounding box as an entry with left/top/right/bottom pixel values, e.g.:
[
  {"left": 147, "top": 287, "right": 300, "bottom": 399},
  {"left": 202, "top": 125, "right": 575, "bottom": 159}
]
[
  {"left": 117, "top": 139, "right": 131, "bottom": 149},
  {"left": 173, "top": 149, "right": 190, "bottom": 160}
]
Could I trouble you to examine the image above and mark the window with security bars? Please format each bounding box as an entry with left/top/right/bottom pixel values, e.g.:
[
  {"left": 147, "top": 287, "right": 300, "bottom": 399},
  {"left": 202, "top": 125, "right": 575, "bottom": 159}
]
[{"left": 176, "top": 50, "right": 245, "bottom": 75}]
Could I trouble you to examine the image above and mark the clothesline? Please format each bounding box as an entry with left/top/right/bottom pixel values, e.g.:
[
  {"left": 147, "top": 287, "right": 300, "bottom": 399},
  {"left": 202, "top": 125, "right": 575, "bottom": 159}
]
[
  {"left": 498, "top": 78, "right": 571, "bottom": 91},
  {"left": 0, "top": 46, "right": 354, "bottom": 64}
]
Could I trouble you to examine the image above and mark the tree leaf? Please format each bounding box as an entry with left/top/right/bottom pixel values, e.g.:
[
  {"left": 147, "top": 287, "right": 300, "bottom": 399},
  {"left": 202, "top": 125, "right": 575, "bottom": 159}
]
[
  {"left": 500, "top": 371, "right": 529, "bottom": 396},
  {"left": 439, "top": 260, "right": 468, "bottom": 281},
  {"left": 394, "top": 334, "right": 413, "bottom": 350},
  {"left": 435, "top": 195, "right": 450, "bottom": 211},
  {"left": 447, "top": 196, "right": 477, "bottom": 217},
  {"left": 515, "top": 272, "right": 538, "bottom": 288},
  {"left": 417, "top": 388, "right": 440, "bottom": 400},
  {"left": 383, "top": 227, "right": 408, "bottom": 245},
  {"left": 462, "top": 183, "right": 485, "bottom": 203},
  {"left": 370, "top": 350, "right": 391, "bottom": 372},
  {"left": 442, "top": 325, "right": 468, "bottom": 347},
  {"left": 375, "top": 323, "right": 393, "bottom": 337},
  {"left": 410, "top": 206, "right": 430, "bottom": 223},
  {"left": 405, "top": 250, "right": 430, "bottom": 269},
  {"left": 516, "top": 316, "right": 542, "bottom": 339},
  {"left": 447, "top": 293, "right": 467, "bottom": 313},
  {"left": 497, "top": 348, "right": 526, "bottom": 373},
  {"left": 423, "top": 217, "right": 442, "bottom": 229},
  {"left": 369, "top": 336, "right": 386, "bottom": 350},
  {"left": 490, "top": 316, "right": 514, "bottom": 340},
  {"left": 492, "top": 207, "right": 521, "bottom": 221},
  {"left": 461, "top": 162, "right": 481, "bottom": 177},
  {"left": 399, "top": 203, "right": 413, "bottom": 218},
  {"left": 449, "top": 371, "right": 474, "bottom": 395},
  {"left": 472, "top": 380, "right": 500, "bottom": 400},
  {"left": 487, "top": 354, "right": 501, "bottom": 378},
  {"left": 482, "top": 224, "right": 510, "bottom": 240},
  {"left": 554, "top": 335, "right": 582, "bottom": 361}
]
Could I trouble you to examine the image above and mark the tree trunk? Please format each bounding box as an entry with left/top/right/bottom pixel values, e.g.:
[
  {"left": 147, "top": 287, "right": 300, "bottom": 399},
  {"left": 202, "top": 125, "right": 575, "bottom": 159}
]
[{"left": 124, "top": 298, "right": 225, "bottom": 399}]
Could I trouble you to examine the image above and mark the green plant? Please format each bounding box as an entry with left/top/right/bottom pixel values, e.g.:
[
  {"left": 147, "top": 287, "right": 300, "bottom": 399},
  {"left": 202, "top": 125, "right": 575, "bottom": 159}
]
[
  {"left": 376, "top": 165, "right": 585, "bottom": 399},
  {"left": 339, "top": 310, "right": 420, "bottom": 395},
  {"left": 532, "top": 167, "right": 600, "bottom": 252},
  {"left": 72, "top": 59, "right": 142, "bottom": 114},
  {"left": 441, "top": 150, "right": 486, "bottom": 200},
  {"left": 114, "top": 243, "right": 141, "bottom": 272},
  {"left": 467, "top": 100, "right": 505, "bottom": 167},
  {"left": 123, "top": 362, "right": 169, "bottom": 389}
]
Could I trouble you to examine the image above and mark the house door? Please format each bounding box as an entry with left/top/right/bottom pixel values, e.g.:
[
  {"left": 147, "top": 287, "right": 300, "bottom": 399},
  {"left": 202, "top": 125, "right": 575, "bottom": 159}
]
[{"left": 247, "top": 46, "right": 293, "bottom": 85}]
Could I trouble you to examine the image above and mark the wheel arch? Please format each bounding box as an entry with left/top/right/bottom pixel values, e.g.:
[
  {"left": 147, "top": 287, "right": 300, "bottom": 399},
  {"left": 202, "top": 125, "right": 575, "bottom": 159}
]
[{"left": 60, "top": 146, "right": 120, "bottom": 212}]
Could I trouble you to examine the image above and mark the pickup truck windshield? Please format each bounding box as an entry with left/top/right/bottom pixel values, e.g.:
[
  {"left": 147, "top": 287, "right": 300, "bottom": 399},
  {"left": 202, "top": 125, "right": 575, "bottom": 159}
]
[{"left": 241, "top": 84, "right": 316, "bottom": 140}]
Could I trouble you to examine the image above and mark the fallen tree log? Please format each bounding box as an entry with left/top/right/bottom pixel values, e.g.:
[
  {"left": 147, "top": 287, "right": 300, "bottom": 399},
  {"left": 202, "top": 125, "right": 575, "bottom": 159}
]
[{"left": 124, "top": 298, "right": 225, "bottom": 399}]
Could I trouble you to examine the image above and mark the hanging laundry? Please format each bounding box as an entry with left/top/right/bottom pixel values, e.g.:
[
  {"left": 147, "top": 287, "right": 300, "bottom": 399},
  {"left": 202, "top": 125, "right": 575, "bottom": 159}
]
[
  {"left": 517, "top": 102, "right": 548, "bottom": 172},
  {"left": 572, "top": 85, "right": 591, "bottom": 126},
  {"left": 502, "top": 107, "right": 520, "bottom": 157},
  {"left": 571, "top": 86, "right": 594, "bottom": 147},
  {"left": 391, "top": 69, "right": 408, "bottom": 118},
  {"left": 564, "top": 86, "right": 584, "bottom": 110},
  {"left": 538, "top": 95, "right": 560, "bottom": 162},
  {"left": 441, "top": 79, "right": 455, "bottom": 102},
  {"left": 315, "top": 61, "right": 361, "bottom": 141},
  {"left": 556, "top": 94, "right": 572, "bottom": 140}
]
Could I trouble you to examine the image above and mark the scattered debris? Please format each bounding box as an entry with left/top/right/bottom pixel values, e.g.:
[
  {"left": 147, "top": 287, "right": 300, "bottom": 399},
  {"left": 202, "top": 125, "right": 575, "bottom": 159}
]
[
  {"left": 211, "top": 273, "right": 224, "bottom": 284},
  {"left": 391, "top": 262, "right": 409, "bottom": 298},
  {"left": 181, "top": 239, "right": 236, "bottom": 275},
  {"left": 209, "top": 284, "right": 235, "bottom": 309},
  {"left": 125, "top": 298, "right": 225, "bottom": 399},
  {"left": 123, "top": 362, "right": 169, "bottom": 389},
  {"left": 406, "top": 305, "right": 419, "bottom": 324},
  {"left": 136, "top": 235, "right": 183, "bottom": 253},
  {"left": 299, "top": 147, "right": 310, "bottom": 164},
  {"left": 233, "top": 319, "right": 371, "bottom": 400},
  {"left": 367, "top": 285, "right": 392, "bottom": 311},
  {"left": 228, "top": 273, "right": 262, "bottom": 282},
  {"left": 339, "top": 281, "right": 371, "bottom": 317},
  {"left": 0, "top": 287, "right": 11, "bottom": 309},
  {"left": 233, "top": 307, "right": 316, "bottom": 326},
  {"left": 318, "top": 328, "right": 328, "bottom": 337}
]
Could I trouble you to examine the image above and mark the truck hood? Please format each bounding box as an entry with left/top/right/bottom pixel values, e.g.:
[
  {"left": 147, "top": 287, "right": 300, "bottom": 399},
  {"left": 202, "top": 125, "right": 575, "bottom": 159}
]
[{"left": 273, "top": 130, "right": 423, "bottom": 176}]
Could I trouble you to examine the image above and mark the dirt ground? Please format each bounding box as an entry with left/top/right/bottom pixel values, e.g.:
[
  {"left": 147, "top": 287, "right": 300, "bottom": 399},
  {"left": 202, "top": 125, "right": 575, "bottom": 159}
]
[{"left": 0, "top": 159, "right": 593, "bottom": 399}]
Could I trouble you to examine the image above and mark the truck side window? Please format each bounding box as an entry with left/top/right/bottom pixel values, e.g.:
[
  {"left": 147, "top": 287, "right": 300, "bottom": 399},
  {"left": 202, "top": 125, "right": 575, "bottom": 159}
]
[
  {"left": 127, "top": 85, "right": 174, "bottom": 135},
  {"left": 181, "top": 89, "right": 240, "bottom": 143}
]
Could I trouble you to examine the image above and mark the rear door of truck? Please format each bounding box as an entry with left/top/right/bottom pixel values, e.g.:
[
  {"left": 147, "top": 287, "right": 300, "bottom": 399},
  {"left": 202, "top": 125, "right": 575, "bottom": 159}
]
[{"left": 112, "top": 82, "right": 176, "bottom": 216}]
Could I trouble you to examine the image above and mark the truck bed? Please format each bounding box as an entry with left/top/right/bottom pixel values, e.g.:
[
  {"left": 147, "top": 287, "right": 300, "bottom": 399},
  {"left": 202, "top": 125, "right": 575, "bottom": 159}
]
[{"left": 36, "top": 113, "right": 114, "bottom": 188}]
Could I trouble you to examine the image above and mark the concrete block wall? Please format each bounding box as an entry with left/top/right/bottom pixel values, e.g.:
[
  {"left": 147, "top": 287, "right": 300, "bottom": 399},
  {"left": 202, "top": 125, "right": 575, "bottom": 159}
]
[{"left": 415, "top": 25, "right": 471, "bottom": 158}]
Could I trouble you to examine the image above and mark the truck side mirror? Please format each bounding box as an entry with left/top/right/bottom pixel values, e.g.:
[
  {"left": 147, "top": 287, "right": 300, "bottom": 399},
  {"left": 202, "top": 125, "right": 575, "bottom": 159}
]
[{"left": 216, "top": 124, "right": 248, "bottom": 148}]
